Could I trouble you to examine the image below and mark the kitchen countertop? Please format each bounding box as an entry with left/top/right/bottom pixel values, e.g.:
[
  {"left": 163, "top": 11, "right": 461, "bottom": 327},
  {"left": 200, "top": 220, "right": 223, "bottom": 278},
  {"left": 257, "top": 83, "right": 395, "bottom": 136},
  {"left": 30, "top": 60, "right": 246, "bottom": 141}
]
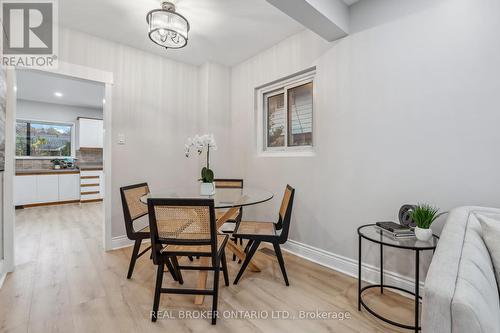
[
  {"left": 16, "top": 164, "right": 103, "bottom": 175},
  {"left": 16, "top": 168, "right": 81, "bottom": 175}
]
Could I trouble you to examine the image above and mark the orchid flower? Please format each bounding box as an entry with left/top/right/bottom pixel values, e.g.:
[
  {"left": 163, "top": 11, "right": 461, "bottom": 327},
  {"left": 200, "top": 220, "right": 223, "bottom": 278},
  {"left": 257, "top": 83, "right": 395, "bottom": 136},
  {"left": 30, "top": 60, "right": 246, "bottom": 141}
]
[
  {"left": 184, "top": 134, "right": 217, "bottom": 183},
  {"left": 184, "top": 133, "right": 217, "bottom": 158}
]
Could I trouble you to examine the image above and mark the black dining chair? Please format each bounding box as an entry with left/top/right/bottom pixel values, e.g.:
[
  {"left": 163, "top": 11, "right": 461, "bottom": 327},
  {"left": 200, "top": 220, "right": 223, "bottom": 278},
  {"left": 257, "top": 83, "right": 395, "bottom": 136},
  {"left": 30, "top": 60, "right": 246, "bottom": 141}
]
[
  {"left": 120, "top": 183, "right": 180, "bottom": 281},
  {"left": 120, "top": 183, "right": 154, "bottom": 279},
  {"left": 148, "top": 198, "right": 229, "bottom": 325},
  {"left": 214, "top": 178, "right": 244, "bottom": 260},
  {"left": 232, "top": 185, "right": 295, "bottom": 286},
  {"left": 214, "top": 179, "right": 244, "bottom": 227}
]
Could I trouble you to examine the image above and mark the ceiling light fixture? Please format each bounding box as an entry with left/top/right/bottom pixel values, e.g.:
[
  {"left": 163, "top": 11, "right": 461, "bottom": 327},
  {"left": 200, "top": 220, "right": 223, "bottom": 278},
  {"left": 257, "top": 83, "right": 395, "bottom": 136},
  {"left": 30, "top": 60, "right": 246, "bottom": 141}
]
[
  {"left": 54, "top": 92, "right": 63, "bottom": 97},
  {"left": 146, "top": 1, "right": 190, "bottom": 50}
]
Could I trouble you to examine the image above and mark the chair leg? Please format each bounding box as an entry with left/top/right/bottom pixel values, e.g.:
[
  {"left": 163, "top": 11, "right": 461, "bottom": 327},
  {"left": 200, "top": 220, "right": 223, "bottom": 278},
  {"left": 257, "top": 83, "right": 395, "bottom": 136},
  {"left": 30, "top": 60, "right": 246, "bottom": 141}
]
[
  {"left": 171, "top": 256, "right": 183, "bottom": 284},
  {"left": 240, "top": 239, "right": 253, "bottom": 264},
  {"left": 151, "top": 264, "right": 164, "bottom": 322},
  {"left": 165, "top": 258, "right": 178, "bottom": 281},
  {"left": 244, "top": 239, "right": 253, "bottom": 253},
  {"left": 232, "top": 238, "right": 237, "bottom": 261},
  {"left": 212, "top": 259, "right": 221, "bottom": 325},
  {"left": 233, "top": 240, "right": 261, "bottom": 285},
  {"left": 273, "top": 242, "right": 289, "bottom": 286},
  {"left": 127, "top": 239, "right": 142, "bottom": 279},
  {"left": 221, "top": 250, "right": 229, "bottom": 286}
]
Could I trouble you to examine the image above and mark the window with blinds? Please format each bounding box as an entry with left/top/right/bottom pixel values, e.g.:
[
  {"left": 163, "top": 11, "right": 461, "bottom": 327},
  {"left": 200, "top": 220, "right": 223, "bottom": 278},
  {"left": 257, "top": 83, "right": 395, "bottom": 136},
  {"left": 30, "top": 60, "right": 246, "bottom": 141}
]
[{"left": 261, "top": 71, "right": 314, "bottom": 153}]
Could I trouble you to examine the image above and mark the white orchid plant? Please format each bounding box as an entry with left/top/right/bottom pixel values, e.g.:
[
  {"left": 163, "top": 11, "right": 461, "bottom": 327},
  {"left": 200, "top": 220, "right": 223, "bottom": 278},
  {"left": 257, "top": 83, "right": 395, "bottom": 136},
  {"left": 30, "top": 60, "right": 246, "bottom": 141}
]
[{"left": 185, "top": 134, "right": 217, "bottom": 183}]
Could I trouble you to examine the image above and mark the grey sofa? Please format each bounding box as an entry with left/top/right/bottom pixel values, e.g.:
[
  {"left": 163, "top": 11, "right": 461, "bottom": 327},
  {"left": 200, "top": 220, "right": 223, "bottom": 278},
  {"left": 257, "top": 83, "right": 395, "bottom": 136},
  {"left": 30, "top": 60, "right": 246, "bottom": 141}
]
[{"left": 422, "top": 206, "right": 500, "bottom": 333}]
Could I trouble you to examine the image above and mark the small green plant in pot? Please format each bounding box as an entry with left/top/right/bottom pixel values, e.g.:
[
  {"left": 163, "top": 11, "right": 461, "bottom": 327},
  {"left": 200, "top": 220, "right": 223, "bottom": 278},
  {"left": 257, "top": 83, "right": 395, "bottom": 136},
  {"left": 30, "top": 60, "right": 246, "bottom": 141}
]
[
  {"left": 409, "top": 203, "right": 446, "bottom": 241},
  {"left": 51, "top": 159, "right": 65, "bottom": 170}
]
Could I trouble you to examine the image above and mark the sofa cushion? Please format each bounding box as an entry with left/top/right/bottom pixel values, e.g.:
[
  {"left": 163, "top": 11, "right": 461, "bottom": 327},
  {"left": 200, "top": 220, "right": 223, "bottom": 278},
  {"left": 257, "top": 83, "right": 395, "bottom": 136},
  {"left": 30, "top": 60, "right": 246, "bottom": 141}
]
[
  {"left": 451, "top": 214, "right": 500, "bottom": 333},
  {"left": 422, "top": 206, "right": 500, "bottom": 333},
  {"left": 476, "top": 213, "right": 500, "bottom": 291}
]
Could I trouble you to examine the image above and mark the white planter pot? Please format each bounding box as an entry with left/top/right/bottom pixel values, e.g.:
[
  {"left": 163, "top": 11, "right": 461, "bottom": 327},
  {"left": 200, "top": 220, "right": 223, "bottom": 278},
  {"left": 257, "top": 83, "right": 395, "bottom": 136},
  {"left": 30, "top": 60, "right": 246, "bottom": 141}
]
[
  {"left": 415, "top": 227, "right": 433, "bottom": 241},
  {"left": 200, "top": 182, "right": 215, "bottom": 196}
]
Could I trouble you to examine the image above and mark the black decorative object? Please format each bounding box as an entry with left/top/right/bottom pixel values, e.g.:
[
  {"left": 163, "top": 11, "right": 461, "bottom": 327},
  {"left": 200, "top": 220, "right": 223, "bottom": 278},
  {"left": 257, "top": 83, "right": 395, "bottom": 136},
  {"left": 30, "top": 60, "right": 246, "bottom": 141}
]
[{"left": 399, "top": 204, "right": 416, "bottom": 227}]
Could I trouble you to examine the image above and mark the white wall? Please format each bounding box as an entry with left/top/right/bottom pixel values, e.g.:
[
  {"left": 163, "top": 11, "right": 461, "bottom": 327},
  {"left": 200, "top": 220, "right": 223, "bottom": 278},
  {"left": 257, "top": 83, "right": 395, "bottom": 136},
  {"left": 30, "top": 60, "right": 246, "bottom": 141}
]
[
  {"left": 33, "top": 0, "right": 500, "bottom": 284},
  {"left": 230, "top": 0, "right": 500, "bottom": 279},
  {"left": 198, "top": 63, "right": 234, "bottom": 177},
  {"left": 58, "top": 28, "right": 201, "bottom": 238}
]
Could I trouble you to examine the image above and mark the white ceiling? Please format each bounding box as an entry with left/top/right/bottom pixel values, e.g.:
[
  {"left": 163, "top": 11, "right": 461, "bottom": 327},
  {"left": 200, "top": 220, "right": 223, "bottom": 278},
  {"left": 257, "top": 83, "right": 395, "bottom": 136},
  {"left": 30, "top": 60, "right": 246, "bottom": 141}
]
[
  {"left": 59, "top": 0, "right": 308, "bottom": 66},
  {"left": 16, "top": 70, "right": 105, "bottom": 109},
  {"left": 343, "top": 0, "right": 359, "bottom": 5}
]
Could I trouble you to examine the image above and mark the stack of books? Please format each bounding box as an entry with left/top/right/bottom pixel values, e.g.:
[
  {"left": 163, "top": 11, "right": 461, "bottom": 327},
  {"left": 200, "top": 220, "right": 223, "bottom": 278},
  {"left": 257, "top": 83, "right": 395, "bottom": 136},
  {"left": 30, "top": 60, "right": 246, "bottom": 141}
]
[{"left": 375, "top": 221, "right": 415, "bottom": 239}]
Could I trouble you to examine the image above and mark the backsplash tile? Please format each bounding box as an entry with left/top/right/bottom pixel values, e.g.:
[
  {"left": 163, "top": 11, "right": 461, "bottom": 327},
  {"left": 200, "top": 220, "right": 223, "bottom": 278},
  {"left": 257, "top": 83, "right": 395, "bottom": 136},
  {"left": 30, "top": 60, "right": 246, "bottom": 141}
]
[
  {"left": 16, "top": 148, "right": 102, "bottom": 170},
  {"left": 76, "top": 148, "right": 103, "bottom": 164},
  {"left": 16, "top": 159, "right": 53, "bottom": 170}
]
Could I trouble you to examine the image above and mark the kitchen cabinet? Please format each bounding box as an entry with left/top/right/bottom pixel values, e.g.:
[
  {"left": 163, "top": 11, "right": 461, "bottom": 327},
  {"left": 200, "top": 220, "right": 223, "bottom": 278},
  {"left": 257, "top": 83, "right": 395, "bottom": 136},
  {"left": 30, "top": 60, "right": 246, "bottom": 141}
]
[
  {"left": 36, "top": 174, "right": 59, "bottom": 203},
  {"left": 14, "top": 175, "right": 37, "bottom": 205},
  {"left": 14, "top": 172, "right": 81, "bottom": 206},
  {"left": 78, "top": 117, "right": 103, "bottom": 148},
  {"left": 59, "top": 174, "right": 81, "bottom": 201}
]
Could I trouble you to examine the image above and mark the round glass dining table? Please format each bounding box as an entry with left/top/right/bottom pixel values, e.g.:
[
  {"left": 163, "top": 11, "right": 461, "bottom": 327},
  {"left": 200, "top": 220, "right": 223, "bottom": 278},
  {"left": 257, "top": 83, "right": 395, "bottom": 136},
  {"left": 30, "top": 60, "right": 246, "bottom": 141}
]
[
  {"left": 140, "top": 186, "right": 274, "bottom": 305},
  {"left": 140, "top": 187, "right": 274, "bottom": 208}
]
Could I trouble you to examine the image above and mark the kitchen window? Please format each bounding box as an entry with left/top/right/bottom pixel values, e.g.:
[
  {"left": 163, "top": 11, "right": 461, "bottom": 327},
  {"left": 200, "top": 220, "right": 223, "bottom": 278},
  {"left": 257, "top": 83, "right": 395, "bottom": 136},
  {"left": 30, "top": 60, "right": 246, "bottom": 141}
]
[
  {"left": 258, "top": 68, "right": 315, "bottom": 156},
  {"left": 16, "top": 120, "right": 75, "bottom": 158}
]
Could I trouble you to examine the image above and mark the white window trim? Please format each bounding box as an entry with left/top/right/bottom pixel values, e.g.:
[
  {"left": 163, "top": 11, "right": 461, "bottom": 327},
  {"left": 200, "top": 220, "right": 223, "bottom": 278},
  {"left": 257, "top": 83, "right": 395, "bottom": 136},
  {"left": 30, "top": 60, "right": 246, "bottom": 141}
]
[
  {"left": 15, "top": 118, "right": 76, "bottom": 159},
  {"left": 256, "top": 67, "right": 316, "bottom": 157}
]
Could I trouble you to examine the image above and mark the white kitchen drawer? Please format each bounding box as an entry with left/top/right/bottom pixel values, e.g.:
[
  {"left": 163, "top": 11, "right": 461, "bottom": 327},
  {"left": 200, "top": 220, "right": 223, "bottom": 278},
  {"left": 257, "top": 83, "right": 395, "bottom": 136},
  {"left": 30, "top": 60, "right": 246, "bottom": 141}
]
[
  {"left": 80, "top": 177, "right": 100, "bottom": 185},
  {"left": 80, "top": 170, "right": 103, "bottom": 177},
  {"left": 81, "top": 185, "right": 100, "bottom": 193},
  {"left": 80, "top": 193, "right": 102, "bottom": 201}
]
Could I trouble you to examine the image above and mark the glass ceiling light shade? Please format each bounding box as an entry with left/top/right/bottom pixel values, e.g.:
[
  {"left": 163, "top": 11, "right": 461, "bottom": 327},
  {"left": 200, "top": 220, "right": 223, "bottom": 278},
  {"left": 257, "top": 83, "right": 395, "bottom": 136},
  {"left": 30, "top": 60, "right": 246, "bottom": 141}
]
[{"left": 146, "top": 1, "right": 190, "bottom": 49}]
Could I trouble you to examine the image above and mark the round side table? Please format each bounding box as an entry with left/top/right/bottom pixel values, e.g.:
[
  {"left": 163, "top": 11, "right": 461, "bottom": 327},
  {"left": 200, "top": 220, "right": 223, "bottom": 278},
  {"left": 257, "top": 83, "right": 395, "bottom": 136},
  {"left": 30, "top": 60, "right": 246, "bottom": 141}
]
[{"left": 357, "top": 224, "right": 438, "bottom": 332}]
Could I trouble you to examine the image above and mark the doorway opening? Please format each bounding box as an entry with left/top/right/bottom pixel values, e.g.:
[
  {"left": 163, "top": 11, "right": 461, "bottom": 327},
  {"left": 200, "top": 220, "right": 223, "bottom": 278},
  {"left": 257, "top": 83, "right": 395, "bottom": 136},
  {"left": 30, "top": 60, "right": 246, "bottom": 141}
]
[{"left": 3, "top": 63, "right": 113, "bottom": 273}]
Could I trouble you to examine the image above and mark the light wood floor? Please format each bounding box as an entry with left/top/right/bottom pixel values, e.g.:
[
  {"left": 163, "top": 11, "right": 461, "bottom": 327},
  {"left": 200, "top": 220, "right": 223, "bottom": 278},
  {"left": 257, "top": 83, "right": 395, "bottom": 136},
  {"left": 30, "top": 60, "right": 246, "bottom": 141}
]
[{"left": 0, "top": 203, "right": 415, "bottom": 333}]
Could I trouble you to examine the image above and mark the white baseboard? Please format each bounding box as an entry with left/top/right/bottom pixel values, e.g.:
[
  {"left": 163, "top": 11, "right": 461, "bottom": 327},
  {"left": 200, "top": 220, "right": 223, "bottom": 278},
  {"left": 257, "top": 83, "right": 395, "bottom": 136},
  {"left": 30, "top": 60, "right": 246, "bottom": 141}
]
[
  {"left": 110, "top": 235, "right": 150, "bottom": 251},
  {"left": 0, "top": 273, "right": 5, "bottom": 289},
  {"left": 282, "top": 239, "right": 424, "bottom": 295},
  {"left": 109, "top": 234, "right": 424, "bottom": 295},
  {"left": 0, "top": 260, "right": 6, "bottom": 289},
  {"left": 110, "top": 235, "right": 135, "bottom": 250}
]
